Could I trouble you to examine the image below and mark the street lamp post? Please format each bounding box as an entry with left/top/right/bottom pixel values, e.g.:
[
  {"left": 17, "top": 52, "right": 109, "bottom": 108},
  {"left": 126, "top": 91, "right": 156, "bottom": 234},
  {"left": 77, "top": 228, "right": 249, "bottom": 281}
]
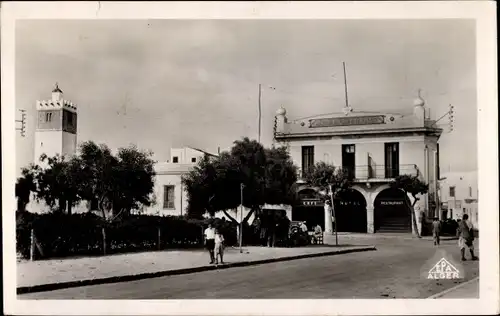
[
  {"left": 239, "top": 183, "right": 245, "bottom": 253},
  {"left": 329, "top": 184, "right": 338, "bottom": 246}
]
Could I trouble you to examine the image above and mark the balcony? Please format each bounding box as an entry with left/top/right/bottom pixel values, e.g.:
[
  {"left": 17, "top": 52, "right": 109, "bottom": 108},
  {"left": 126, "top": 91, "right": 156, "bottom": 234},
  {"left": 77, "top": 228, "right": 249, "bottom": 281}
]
[{"left": 297, "top": 164, "right": 420, "bottom": 183}]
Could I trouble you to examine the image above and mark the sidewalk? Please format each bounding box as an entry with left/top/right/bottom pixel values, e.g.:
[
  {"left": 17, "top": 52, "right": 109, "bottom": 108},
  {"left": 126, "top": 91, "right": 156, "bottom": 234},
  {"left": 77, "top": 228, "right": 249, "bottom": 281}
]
[
  {"left": 17, "top": 245, "right": 375, "bottom": 294},
  {"left": 429, "top": 277, "right": 479, "bottom": 299}
]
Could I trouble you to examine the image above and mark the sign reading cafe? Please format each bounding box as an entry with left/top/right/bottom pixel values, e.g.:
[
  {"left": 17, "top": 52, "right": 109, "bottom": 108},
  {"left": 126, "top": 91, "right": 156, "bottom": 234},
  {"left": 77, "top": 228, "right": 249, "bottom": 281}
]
[{"left": 309, "top": 115, "right": 386, "bottom": 128}]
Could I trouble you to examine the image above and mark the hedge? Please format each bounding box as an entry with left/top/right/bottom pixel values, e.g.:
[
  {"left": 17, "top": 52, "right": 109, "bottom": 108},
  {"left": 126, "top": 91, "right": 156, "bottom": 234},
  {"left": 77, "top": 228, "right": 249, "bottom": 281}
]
[{"left": 16, "top": 211, "right": 250, "bottom": 260}]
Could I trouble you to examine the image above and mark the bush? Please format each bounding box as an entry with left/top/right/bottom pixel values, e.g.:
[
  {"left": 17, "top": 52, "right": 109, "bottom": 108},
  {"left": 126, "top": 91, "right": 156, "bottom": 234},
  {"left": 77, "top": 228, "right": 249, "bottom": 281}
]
[{"left": 16, "top": 211, "right": 205, "bottom": 260}]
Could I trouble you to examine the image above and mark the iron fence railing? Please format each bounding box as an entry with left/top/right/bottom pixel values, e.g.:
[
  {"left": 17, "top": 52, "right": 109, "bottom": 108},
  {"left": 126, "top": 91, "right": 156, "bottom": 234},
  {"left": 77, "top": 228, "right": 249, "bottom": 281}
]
[{"left": 297, "top": 164, "right": 419, "bottom": 182}]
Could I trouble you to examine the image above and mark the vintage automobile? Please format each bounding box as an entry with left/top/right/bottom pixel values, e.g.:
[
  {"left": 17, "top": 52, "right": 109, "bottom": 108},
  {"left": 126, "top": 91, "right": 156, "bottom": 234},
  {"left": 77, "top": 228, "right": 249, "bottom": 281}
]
[{"left": 288, "top": 221, "right": 310, "bottom": 247}]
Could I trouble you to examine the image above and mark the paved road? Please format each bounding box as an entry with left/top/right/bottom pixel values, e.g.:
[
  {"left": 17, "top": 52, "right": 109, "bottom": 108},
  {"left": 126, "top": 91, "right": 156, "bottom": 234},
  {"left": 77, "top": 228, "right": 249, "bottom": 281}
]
[{"left": 20, "top": 239, "right": 479, "bottom": 299}]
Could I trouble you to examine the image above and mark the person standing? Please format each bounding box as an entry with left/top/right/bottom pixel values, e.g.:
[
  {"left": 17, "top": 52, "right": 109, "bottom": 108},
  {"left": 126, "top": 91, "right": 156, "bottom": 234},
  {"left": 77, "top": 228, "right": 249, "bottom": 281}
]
[
  {"left": 432, "top": 217, "right": 441, "bottom": 246},
  {"left": 457, "top": 214, "right": 478, "bottom": 261},
  {"left": 214, "top": 229, "right": 225, "bottom": 265},
  {"left": 312, "top": 224, "right": 323, "bottom": 244},
  {"left": 204, "top": 222, "right": 216, "bottom": 264}
]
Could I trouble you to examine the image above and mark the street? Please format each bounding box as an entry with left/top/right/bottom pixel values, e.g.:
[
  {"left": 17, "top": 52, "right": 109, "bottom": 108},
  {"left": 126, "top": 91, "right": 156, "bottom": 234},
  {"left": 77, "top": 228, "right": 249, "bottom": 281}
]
[{"left": 20, "top": 238, "right": 479, "bottom": 299}]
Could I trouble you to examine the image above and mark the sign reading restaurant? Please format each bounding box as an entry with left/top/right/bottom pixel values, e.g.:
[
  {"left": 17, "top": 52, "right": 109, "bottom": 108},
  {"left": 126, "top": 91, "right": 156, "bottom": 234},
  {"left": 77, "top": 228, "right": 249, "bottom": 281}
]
[{"left": 309, "top": 115, "right": 386, "bottom": 128}]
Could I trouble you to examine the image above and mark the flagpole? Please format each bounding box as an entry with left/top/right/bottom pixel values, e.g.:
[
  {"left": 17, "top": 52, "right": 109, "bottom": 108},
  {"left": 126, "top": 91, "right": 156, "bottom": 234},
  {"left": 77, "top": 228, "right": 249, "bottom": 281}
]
[
  {"left": 258, "top": 83, "right": 262, "bottom": 143},
  {"left": 343, "top": 62, "right": 349, "bottom": 109}
]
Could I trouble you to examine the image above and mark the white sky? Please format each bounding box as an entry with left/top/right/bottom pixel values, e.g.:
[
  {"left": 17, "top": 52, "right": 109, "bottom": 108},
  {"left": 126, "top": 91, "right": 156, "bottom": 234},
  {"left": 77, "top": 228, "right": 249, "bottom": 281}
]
[{"left": 15, "top": 19, "right": 477, "bottom": 174}]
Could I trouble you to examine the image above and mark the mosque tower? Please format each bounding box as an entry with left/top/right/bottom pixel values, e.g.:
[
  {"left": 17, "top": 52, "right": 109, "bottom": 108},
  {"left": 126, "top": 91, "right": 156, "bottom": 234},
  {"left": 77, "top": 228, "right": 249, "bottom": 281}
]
[{"left": 33, "top": 83, "right": 78, "bottom": 164}]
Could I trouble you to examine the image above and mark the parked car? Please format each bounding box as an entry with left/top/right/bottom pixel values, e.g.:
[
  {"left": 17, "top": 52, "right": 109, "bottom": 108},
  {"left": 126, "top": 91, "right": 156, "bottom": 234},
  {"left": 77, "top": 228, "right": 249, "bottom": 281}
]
[{"left": 288, "top": 221, "right": 310, "bottom": 247}]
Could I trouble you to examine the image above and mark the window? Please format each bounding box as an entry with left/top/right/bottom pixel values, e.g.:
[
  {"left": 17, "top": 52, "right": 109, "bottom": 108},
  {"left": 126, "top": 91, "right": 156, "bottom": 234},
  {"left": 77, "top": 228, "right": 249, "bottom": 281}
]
[
  {"left": 191, "top": 157, "right": 196, "bottom": 163},
  {"left": 163, "top": 185, "right": 175, "bottom": 209},
  {"left": 343, "top": 145, "right": 355, "bottom": 153},
  {"left": 45, "top": 112, "right": 52, "bottom": 122},
  {"left": 67, "top": 112, "right": 73, "bottom": 125},
  {"left": 301, "top": 146, "right": 314, "bottom": 176},
  {"left": 449, "top": 186, "right": 455, "bottom": 198},
  {"left": 469, "top": 186, "right": 472, "bottom": 197},
  {"left": 172, "top": 156, "right": 179, "bottom": 163}
]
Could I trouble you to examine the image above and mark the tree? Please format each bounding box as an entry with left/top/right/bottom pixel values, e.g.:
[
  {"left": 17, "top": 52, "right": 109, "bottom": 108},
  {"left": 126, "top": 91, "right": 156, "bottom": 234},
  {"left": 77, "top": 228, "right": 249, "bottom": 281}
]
[
  {"left": 182, "top": 139, "right": 298, "bottom": 224},
  {"left": 15, "top": 166, "right": 38, "bottom": 212},
  {"left": 390, "top": 174, "right": 429, "bottom": 238},
  {"left": 304, "top": 162, "right": 352, "bottom": 200},
  {"left": 77, "top": 142, "right": 156, "bottom": 220},
  {"left": 33, "top": 154, "right": 82, "bottom": 214},
  {"left": 109, "top": 145, "right": 156, "bottom": 218},
  {"left": 263, "top": 146, "right": 298, "bottom": 206},
  {"left": 76, "top": 141, "right": 117, "bottom": 216}
]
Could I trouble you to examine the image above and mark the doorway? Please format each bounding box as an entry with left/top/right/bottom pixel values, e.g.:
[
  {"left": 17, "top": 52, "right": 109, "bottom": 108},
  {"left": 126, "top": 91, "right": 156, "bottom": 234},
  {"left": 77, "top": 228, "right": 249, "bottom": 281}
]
[
  {"left": 374, "top": 188, "right": 410, "bottom": 233},
  {"left": 342, "top": 144, "right": 356, "bottom": 179},
  {"left": 333, "top": 189, "right": 367, "bottom": 233},
  {"left": 384, "top": 142, "right": 399, "bottom": 178}
]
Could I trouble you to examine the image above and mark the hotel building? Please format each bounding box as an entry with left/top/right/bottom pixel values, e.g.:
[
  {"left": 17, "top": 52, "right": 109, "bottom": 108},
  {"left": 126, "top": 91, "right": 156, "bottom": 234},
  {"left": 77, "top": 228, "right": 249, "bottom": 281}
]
[{"left": 273, "top": 95, "right": 443, "bottom": 235}]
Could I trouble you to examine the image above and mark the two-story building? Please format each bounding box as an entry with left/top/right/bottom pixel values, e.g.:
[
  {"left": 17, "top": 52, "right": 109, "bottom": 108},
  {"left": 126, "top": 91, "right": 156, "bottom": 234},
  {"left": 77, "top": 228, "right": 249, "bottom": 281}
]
[
  {"left": 273, "top": 95, "right": 443, "bottom": 235},
  {"left": 141, "top": 147, "right": 218, "bottom": 216},
  {"left": 438, "top": 171, "right": 478, "bottom": 228}
]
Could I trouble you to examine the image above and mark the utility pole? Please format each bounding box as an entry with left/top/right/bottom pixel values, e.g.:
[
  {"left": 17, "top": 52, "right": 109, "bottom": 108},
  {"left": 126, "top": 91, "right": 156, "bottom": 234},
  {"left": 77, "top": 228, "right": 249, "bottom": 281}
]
[
  {"left": 329, "top": 184, "right": 338, "bottom": 246},
  {"left": 258, "top": 84, "right": 262, "bottom": 143},
  {"left": 16, "top": 109, "right": 27, "bottom": 137},
  {"left": 239, "top": 183, "right": 245, "bottom": 253}
]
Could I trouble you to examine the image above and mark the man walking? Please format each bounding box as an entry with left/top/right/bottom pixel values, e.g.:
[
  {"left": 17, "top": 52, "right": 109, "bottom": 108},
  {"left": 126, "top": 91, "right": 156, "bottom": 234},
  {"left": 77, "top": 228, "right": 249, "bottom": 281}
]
[
  {"left": 204, "top": 222, "right": 216, "bottom": 264},
  {"left": 457, "top": 214, "right": 478, "bottom": 261},
  {"left": 432, "top": 217, "right": 441, "bottom": 246}
]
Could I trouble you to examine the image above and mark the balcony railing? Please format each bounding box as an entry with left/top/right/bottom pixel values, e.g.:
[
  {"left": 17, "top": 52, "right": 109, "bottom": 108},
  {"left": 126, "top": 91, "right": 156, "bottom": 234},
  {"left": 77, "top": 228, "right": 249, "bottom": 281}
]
[{"left": 297, "top": 164, "right": 420, "bottom": 182}]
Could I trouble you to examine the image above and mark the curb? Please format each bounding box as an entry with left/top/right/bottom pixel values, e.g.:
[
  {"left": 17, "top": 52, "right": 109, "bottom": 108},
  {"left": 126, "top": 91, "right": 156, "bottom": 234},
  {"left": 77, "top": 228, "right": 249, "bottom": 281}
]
[
  {"left": 427, "top": 276, "right": 479, "bottom": 299},
  {"left": 338, "top": 234, "right": 459, "bottom": 241},
  {"left": 17, "top": 246, "right": 376, "bottom": 295}
]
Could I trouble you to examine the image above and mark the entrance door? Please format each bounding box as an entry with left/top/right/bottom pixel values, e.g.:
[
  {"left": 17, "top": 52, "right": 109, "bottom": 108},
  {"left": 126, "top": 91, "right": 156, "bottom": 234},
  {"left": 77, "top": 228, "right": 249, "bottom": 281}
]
[
  {"left": 333, "top": 189, "right": 367, "bottom": 233},
  {"left": 342, "top": 144, "right": 355, "bottom": 179},
  {"left": 384, "top": 142, "right": 399, "bottom": 178},
  {"left": 374, "top": 188, "right": 411, "bottom": 233}
]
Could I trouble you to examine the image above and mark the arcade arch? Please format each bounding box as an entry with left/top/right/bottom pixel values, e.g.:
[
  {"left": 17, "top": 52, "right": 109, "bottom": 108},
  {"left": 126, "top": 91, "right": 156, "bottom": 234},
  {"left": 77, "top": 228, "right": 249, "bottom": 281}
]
[
  {"left": 333, "top": 188, "right": 367, "bottom": 233},
  {"left": 373, "top": 187, "right": 411, "bottom": 233}
]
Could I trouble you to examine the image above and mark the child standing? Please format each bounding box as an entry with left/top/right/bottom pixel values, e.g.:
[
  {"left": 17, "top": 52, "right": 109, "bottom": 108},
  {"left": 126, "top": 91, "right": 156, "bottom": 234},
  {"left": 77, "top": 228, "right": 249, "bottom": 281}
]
[{"left": 214, "top": 229, "right": 225, "bottom": 265}]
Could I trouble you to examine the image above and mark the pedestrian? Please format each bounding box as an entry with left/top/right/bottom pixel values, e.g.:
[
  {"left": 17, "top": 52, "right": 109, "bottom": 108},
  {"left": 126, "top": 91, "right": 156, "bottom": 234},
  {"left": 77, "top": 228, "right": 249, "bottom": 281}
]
[
  {"left": 300, "top": 221, "right": 308, "bottom": 233},
  {"left": 204, "top": 222, "right": 216, "bottom": 264},
  {"left": 457, "top": 214, "right": 478, "bottom": 261},
  {"left": 432, "top": 217, "right": 441, "bottom": 246},
  {"left": 214, "top": 229, "right": 225, "bottom": 265},
  {"left": 312, "top": 224, "right": 323, "bottom": 244}
]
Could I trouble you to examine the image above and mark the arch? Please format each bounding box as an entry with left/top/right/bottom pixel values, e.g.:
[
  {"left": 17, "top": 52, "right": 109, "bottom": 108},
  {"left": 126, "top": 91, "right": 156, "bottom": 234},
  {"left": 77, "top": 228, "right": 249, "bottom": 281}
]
[
  {"left": 373, "top": 187, "right": 411, "bottom": 233},
  {"left": 292, "top": 185, "right": 325, "bottom": 231},
  {"left": 334, "top": 188, "right": 368, "bottom": 233}
]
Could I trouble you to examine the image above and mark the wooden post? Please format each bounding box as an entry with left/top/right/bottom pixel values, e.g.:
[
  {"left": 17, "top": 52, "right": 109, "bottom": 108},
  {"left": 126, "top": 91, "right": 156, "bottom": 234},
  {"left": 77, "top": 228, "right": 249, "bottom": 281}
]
[
  {"left": 157, "top": 227, "right": 161, "bottom": 250},
  {"left": 102, "top": 227, "right": 107, "bottom": 255},
  {"left": 201, "top": 225, "right": 204, "bottom": 246},
  {"left": 30, "top": 229, "right": 35, "bottom": 261}
]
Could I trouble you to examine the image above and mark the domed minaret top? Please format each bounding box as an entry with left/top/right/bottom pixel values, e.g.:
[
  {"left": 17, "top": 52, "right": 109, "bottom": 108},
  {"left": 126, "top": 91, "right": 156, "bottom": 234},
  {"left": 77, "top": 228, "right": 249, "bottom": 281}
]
[
  {"left": 413, "top": 89, "right": 425, "bottom": 107},
  {"left": 276, "top": 106, "right": 287, "bottom": 116},
  {"left": 51, "top": 83, "right": 63, "bottom": 101},
  {"left": 52, "top": 83, "right": 63, "bottom": 93}
]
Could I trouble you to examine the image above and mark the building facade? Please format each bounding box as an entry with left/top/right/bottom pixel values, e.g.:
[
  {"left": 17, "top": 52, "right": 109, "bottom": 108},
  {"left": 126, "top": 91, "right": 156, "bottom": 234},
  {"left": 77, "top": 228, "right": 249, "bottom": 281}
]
[
  {"left": 274, "top": 96, "right": 443, "bottom": 234},
  {"left": 142, "top": 147, "right": 218, "bottom": 216},
  {"left": 439, "top": 171, "right": 478, "bottom": 228}
]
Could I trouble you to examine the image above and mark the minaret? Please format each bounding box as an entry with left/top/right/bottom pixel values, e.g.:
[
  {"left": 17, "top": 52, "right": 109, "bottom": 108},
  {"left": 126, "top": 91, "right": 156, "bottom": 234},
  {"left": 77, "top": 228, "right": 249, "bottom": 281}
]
[{"left": 34, "top": 84, "right": 78, "bottom": 164}]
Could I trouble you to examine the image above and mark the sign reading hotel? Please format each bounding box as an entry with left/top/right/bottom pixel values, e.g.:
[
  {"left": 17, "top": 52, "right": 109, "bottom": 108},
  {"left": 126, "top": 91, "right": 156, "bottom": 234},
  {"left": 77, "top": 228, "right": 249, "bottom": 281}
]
[{"left": 309, "top": 115, "right": 386, "bottom": 128}]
